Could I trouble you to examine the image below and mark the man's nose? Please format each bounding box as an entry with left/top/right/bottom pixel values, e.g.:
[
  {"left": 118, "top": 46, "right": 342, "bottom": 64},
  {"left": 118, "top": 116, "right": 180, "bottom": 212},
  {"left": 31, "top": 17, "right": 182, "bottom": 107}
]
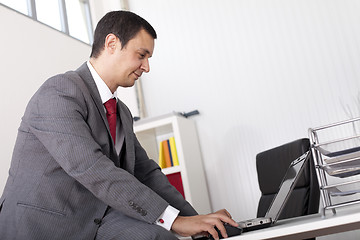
[{"left": 141, "top": 59, "right": 150, "bottom": 73}]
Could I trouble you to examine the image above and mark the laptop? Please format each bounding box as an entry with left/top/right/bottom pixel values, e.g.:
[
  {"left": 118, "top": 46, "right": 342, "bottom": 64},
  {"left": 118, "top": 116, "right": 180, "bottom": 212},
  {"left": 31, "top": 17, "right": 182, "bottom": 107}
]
[
  {"left": 238, "top": 150, "right": 311, "bottom": 232},
  {"left": 192, "top": 151, "right": 311, "bottom": 240}
]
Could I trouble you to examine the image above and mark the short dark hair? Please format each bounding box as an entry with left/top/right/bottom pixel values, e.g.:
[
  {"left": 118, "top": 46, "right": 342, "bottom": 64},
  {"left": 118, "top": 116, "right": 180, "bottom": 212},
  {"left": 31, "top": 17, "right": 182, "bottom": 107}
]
[{"left": 90, "top": 11, "right": 157, "bottom": 58}]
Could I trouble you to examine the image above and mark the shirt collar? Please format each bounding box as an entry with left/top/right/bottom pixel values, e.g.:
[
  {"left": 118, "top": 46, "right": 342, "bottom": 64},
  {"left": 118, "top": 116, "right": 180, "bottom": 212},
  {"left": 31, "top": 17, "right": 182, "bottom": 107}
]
[{"left": 87, "top": 61, "right": 117, "bottom": 104}]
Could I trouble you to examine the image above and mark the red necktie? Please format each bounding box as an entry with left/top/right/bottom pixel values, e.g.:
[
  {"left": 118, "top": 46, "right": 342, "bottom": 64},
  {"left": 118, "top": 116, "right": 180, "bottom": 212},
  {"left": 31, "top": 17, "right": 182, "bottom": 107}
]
[{"left": 104, "top": 98, "right": 117, "bottom": 144}]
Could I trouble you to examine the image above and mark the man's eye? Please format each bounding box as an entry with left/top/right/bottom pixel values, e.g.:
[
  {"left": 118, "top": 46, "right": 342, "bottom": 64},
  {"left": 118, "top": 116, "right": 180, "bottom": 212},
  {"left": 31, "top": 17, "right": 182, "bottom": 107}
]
[{"left": 139, "top": 53, "right": 145, "bottom": 59}]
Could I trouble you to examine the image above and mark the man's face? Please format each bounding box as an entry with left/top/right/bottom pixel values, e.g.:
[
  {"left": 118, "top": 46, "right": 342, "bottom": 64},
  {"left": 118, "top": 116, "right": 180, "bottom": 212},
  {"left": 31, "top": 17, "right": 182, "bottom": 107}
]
[{"left": 111, "top": 29, "right": 154, "bottom": 88}]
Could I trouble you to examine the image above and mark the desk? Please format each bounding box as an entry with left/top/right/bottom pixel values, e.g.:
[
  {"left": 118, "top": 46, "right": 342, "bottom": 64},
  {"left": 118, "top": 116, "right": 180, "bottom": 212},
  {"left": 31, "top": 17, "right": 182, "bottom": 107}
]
[{"left": 229, "top": 205, "right": 360, "bottom": 240}]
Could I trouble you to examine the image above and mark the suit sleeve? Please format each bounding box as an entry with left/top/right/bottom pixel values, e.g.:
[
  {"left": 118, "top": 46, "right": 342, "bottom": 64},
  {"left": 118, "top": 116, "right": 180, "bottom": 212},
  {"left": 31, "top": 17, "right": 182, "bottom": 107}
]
[{"left": 23, "top": 75, "right": 170, "bottom": 223}]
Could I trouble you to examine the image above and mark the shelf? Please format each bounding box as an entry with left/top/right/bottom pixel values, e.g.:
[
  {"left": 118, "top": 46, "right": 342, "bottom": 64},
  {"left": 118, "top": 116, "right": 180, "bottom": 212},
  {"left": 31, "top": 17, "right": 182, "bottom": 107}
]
[
  {"left": 134, "top": 112, "right": 181, "bottom": 133},
  {"left": 134, "top": 113, "right": 212, "bottom": 214},
  {"left": 162, "top": 165, "right": 182, "bottom": 175}
]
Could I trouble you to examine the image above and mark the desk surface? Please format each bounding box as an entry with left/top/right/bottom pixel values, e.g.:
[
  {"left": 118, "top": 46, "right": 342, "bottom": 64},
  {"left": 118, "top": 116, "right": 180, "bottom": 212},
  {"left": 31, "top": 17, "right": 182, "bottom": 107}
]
[{"left": 229, "top": 205, "right": 360, "bottom": 240}]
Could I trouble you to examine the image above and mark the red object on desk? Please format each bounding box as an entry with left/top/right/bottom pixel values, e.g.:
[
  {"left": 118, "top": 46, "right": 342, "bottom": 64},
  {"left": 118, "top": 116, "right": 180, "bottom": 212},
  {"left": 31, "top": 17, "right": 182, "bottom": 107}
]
[{"left": 166, "top": 172, "right": 185, "bottom": 199}]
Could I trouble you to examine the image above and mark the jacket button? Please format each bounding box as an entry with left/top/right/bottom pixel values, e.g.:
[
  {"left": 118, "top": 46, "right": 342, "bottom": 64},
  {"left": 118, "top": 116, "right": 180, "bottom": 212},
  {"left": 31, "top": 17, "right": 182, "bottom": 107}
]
[
  {"left": 128, "top": 200, "right": 134, "bottom": 206},
  {"left": 141, "top": 210, "right": 147, "bottom": 216},
  {"left": 94, "top": 218, "right": 102, "bottom": 225}
]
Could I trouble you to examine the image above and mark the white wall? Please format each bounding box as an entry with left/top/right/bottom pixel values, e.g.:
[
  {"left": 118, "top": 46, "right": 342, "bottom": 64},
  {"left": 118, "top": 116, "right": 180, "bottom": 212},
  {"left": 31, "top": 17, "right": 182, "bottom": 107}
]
[
  {"left": 0, "top": 5, "right": 91, "bottom": 193},
  {"left": 127, "top": 0, "right": 360, "bottom": 239}
]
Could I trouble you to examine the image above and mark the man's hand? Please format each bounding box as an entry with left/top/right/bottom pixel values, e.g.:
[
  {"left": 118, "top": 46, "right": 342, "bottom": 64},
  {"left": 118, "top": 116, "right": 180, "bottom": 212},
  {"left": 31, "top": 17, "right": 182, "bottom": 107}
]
[{"left": 171, "top": 209, "right": 238, "bottom": 240}]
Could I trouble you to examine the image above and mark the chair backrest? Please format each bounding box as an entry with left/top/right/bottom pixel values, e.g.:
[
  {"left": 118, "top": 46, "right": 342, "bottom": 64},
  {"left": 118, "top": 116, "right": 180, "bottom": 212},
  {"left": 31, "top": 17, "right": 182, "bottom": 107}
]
[{"left": 256, "top": 138, "right": 320, "bottom": 220}]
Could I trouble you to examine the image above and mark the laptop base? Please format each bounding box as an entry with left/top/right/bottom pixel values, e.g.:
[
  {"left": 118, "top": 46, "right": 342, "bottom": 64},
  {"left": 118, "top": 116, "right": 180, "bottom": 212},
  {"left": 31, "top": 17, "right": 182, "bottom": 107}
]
[{"left": 238, "top": 217, "right": 272, "bottom": 232}]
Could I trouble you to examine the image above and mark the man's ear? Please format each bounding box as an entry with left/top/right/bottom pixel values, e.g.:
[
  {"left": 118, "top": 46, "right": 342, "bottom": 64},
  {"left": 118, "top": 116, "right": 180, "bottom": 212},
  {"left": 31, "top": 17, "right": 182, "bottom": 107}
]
[{"left": 104, "top": 33, "right": 119, "bottom": 53}]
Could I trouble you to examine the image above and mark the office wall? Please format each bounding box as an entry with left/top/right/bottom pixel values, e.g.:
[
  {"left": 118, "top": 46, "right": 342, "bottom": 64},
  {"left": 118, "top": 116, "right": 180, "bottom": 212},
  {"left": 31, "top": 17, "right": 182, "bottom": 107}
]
[
  {"left": 0, "top": 5, "right": 91, "bottom": 193},
  {"left": 127, "top": 0, "right": 360, "bottom": 239}
]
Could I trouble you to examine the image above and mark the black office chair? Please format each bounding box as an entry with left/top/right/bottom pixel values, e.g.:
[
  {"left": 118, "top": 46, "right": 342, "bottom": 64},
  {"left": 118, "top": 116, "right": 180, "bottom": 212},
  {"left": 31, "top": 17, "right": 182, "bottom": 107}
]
[{"left": 256, "top": 138, "right": 320, "bottom": 240}]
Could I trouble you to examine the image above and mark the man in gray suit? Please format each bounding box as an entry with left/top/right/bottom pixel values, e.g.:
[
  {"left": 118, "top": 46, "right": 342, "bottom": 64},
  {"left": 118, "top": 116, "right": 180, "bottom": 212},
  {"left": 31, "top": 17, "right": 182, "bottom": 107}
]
[{"left": 0, "top": 11, "right": 238, "bottom": 240}]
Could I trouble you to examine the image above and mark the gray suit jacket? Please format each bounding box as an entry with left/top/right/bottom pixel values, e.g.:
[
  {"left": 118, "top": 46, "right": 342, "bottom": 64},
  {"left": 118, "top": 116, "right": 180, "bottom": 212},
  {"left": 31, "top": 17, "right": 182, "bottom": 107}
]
[{"left": 0, "top": 63, "right": 197, "bottom": 239}]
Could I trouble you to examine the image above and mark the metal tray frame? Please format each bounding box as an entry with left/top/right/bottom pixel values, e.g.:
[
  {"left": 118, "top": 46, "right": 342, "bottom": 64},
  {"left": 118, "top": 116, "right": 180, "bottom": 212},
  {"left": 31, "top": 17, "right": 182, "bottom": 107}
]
[{"left": 309, "top": 117, "right": 360, "bottom": 216}]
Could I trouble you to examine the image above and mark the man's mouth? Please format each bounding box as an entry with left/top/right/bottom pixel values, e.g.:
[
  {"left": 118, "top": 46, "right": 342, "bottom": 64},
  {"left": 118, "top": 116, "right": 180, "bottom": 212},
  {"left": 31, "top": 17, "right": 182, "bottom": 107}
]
[{"left": 133, "top": 72, "right": 141, "bottom": 80}]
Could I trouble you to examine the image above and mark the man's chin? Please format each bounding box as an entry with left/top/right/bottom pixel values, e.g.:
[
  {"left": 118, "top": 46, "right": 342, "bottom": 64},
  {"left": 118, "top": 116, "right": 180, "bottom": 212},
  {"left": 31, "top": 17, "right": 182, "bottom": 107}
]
[{"left": 119, "top": 80, "right": 136, "bottom": 88}]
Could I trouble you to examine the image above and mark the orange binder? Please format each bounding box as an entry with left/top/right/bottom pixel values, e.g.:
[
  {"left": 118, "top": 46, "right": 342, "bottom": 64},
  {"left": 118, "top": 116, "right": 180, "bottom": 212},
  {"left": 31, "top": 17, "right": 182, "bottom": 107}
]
[{"left": 162, "top": 140, "right": 172, "bottom": 168}]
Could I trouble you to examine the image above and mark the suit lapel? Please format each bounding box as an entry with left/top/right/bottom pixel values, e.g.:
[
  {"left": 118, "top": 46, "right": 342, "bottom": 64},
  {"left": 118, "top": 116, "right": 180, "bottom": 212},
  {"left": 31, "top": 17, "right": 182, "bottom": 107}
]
[
  {"left": 75, "top": 63, "right": 118, "bottom": 160},
  {"left": 76, "top": 64, "right": 108, "bottom": 127},
  {"left": 117, "top": 102, "right": 135, "bottom": 174}
]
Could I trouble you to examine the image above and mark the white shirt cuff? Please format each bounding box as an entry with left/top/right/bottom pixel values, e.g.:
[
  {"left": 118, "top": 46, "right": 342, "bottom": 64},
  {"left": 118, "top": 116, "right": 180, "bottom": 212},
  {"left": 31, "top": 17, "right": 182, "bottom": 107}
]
[{"left": 155, "top": 205, "right": 180, "bottom": 231}]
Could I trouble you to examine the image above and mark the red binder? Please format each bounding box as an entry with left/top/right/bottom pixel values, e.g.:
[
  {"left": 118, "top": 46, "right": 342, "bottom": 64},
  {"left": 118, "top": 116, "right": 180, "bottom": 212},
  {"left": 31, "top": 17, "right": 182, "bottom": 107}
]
[{"left": 166, "top": 172, "right": 185, "bottom": 199}]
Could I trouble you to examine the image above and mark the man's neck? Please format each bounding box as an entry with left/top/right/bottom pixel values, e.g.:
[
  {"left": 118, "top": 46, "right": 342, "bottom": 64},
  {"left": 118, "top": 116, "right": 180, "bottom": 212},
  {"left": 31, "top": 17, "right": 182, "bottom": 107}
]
[{"left": 89, "top": 57, "right": 117, "bottom": 94}]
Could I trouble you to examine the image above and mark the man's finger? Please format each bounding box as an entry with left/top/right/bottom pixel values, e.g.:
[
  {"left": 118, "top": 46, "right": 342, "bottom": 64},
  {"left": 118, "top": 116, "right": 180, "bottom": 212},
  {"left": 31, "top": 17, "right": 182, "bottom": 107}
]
[
  {"left": 207, "top": 225, "right": 220, "bottom": 240},
  {"left": 214, "top": 222, "right": 228, "bottom": 239}
]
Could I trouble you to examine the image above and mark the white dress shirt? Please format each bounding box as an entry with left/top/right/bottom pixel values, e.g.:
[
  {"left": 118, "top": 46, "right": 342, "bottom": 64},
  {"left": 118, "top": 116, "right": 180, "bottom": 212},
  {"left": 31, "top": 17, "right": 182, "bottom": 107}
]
[{"left": 86, "top": 61, "right": 179, "bottom": 231}]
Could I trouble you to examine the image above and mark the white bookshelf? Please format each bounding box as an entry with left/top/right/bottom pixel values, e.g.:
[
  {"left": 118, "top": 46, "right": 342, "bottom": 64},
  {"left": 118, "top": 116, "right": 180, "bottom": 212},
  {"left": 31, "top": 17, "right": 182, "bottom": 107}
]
[{"left": 133, "top": 113, "right": 211, "bottom": 214}]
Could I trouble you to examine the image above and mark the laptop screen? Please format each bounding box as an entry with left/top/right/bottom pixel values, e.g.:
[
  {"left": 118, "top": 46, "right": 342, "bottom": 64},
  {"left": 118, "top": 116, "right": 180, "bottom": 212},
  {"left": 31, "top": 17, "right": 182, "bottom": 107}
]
[{"left": 265, "top": 151, "right": 310, "bottom": 222}]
